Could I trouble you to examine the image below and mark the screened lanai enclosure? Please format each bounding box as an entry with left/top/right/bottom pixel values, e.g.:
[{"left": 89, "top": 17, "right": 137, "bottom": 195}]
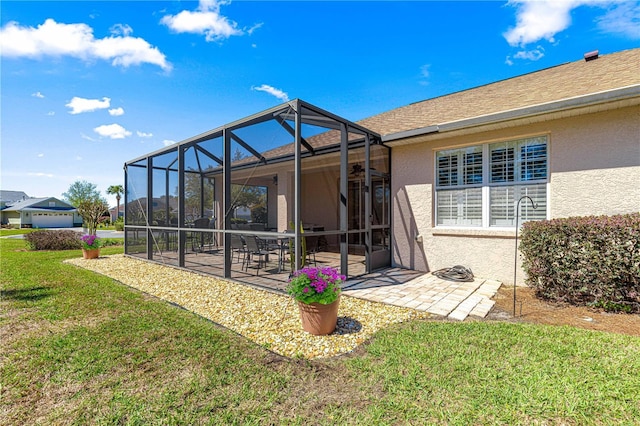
[{"left": 124, "top": 100, "right": 390, "bottom": 291}]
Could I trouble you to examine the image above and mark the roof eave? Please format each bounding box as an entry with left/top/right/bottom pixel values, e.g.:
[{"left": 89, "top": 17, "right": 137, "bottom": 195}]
[{"left": 382, "top": 84, "right": 640, "bottom": 144}]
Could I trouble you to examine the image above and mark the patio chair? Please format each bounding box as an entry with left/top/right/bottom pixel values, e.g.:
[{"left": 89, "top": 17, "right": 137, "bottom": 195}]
[
  {"left": 280, "top": 233, "right": 319, "bottom": 271},
  {"left": 191, "top": 217, "right": 212, "bottom": 253},
  {"left": 305, "top": 235, "right": 319, "bottom": 266},
  {"left": 244, "top": 235, "right": 270, "bottom": 275},
  {"left": 230, "top": 234, "right": 248, "bottom": 267}
]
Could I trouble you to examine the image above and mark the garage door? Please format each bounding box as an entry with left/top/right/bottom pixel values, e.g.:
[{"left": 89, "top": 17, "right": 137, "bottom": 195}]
[{"left": 32, "top": 212, "right": 74, "bottom": 228}]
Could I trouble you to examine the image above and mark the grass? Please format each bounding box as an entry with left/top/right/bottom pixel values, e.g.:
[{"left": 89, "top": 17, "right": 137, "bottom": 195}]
[
  {"left": 0, "top": 228, "right": 37, "bottom": 236},
  {"left": 2, "top": 237, "right": 639, "bottom": 425}
]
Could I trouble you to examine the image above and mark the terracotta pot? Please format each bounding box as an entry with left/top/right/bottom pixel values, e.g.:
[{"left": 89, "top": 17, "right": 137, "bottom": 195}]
[
  {"left": 297, "top": 296, "right": 340, "bottom": 335},
  {"left": 82, "top": 248, "right": 100, "bottom": 259}
]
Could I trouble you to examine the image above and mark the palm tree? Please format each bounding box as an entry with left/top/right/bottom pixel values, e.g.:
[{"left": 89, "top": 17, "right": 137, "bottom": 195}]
[{"left": 106, "top": 185, "right": 124, "bottom": 222}]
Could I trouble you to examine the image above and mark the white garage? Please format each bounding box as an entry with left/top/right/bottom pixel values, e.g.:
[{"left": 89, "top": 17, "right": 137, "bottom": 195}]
[
  {"left": 1, "top": 197, "right": 79, "bottom": 228},
  {"left": 31, "top": 212, "right": 74, "bottom": 228}
]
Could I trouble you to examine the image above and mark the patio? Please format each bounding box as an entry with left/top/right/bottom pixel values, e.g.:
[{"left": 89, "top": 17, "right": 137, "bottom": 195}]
[
  {"left": 129, "top": 236, "right": 501, "bottom": 322},
  {"left": 124, "top": 99, "right": 391, "bottom": 287}
]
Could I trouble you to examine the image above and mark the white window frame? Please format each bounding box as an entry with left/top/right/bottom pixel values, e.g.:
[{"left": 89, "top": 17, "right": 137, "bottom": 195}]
[{"left": 435, "top": 135, "right": 549, "bottom": 229}]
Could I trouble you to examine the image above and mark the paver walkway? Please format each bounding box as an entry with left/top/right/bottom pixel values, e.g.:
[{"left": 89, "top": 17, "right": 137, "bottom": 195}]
[{"left": 343, "top": 268, "right": 502, "bottom": 321}]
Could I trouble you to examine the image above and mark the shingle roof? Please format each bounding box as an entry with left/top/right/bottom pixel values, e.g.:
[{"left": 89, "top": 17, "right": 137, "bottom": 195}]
[
  {"left": 3, "top": 197, "right": 75, "bottom": 212},
  {"left": 152, "top": 48, "right": 640, "bottom": 173},
  {"left": 0, "top": 190, "right": 30, "bottom": 204},
  {"left": 358, "top": 48, "right": 640, "bottom": 136}
]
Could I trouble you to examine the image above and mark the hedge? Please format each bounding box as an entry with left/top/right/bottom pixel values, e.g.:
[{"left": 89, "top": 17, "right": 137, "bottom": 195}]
[
  {"left": 24, "top": 230, "right": 82, "bottom": 251},
  {"left": 519, "top": 213, "right": 640, "bottom": 313}
]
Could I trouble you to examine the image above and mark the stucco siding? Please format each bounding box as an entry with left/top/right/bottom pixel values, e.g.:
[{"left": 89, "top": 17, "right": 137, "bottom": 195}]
[
  {"left": 551, "top": 167, "right": 640, "bottom": 217},
  {"left": 391, "top": 105, "right": 640, "bottom": 285},
  {"left": 302, "top": 170, "right": 339, "bottom": 231},
  {"left": 549, "top": 107, "right": 640, "bottom": 217}
]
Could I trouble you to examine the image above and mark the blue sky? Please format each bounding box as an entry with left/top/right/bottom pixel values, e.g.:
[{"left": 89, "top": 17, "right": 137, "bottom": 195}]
[{"left": 2, "top": 0, "right": 639, "bottom": 207}]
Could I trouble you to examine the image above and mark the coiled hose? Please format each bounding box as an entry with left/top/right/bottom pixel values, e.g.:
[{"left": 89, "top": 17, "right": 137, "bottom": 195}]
[{"left": 432, "top": 265, "right": 474, "bottom": 282}]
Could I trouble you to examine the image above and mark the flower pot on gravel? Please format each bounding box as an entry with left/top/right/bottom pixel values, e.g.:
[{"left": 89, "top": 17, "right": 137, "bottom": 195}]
[
  {"left": 297, "top": 296, "right": 340, "bottom": 335},
  {"left": 287, "top": 266, "right": 345, "bottom": 336},
  {"left": 82, "top": 248, "right": 100, "bottom": 259},
  {"left": 80, "top": 234, "right": 102, "bottom": 259}
]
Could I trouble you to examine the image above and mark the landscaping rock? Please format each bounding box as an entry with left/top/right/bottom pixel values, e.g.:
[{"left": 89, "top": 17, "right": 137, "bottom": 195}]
[{"left": 65, "top": 255, "right": 430, "bottom": 359}]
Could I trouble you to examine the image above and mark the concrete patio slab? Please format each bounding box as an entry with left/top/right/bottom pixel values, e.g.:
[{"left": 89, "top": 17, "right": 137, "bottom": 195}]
[{"left": 343, "top": 268, "right": 502, "bottom": 321}]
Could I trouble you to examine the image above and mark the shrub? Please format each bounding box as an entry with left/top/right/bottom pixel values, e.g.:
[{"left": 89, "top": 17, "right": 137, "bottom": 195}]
[
  {"left": 114, "top": 217, "right": 124, "bottom": 231},
  {"left": 520, "top": 213, "right": 640, "bottom": 313},
  {"left": 25, "top": 230, "right": 82, "bottom": 251},
  {"left": 101, "top": 238, "right": 123, "bottom": 247}
]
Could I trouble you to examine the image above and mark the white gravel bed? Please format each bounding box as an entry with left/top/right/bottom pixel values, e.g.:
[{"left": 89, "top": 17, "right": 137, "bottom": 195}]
[{"left": 65, "top": 254, "right": 430, "bottom": 359}]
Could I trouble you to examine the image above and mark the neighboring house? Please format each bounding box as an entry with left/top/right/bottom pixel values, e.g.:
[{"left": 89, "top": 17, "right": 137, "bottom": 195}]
[
  {"left": 125, "top": 47, "right": 640, "bottom": 285},
  {"left": 0, "top": 197, "right": 82, "bottom": 228},
  {"left": 109, "top": 204, "right": 125, "bottom": 222},
  {"left": 0, "top": 190, "right": 30, "bottom": 206}
]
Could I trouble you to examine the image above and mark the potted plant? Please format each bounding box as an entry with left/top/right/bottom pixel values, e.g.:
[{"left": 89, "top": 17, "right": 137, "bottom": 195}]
[
  {"left": 80, "top": 234, "right": 102, "bottom": 259},
  {"left": 287, "top": 266, "right": 344, "bottom": 335}
]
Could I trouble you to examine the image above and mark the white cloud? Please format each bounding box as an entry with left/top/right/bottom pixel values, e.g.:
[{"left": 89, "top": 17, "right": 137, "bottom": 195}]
[
  {"left": 513, "top": 46, "right": 545, "bottom": 61},
  {"left": 163, "top": 139, "right": 177, "bottom": 146},
  {"left": 47, "top": 111, "right": 55, "bottom": 116},
  {"left": 246, "top": 22, "right": 263, "bottom": 35},
  {"left": 28, "top": 172, "right": 54, "bottom": 178},
  {"left": 93, "top": 123, "right": 132, "bottom": 139},
  {"left": 595, "top": 2, "right": 640, "bottom": 39},
  {"left": 32, "top": 91, "right": 44, "bottom": 98},
  {"left": 109, "top": 107, "right": 124, "bottom": 116},
  {"left": 0, "top": 18, "right": 172, "bottom": 71},
  {"left": 420, "top": 64, "right": 431, "bottom": 79},
  {"left": 66, "top": 96, "right": 110, "bottom": 114},
  {"left": 81, "top": 133, "right": 97, "bottom": 142},
  {"left": 252, "top": 84, "right": 289, "bottom": 102},
  {"left": 137, "top": 131, "right": 153, "bottom": 138},
  {"left": 504, "top": 0, "right": 640, "bottom": 49},
  {"left": 37, "top": 153, "right": 44, "bottom": 157},
  {"left": 504, "top": 0, "right": 577, "bottom": 47},
  {"left": 161, "top": 0, "right": 244, "bottom": 42},
  {"left": 110, "top": 23, "right": 133, "bottom": 37},
  {"left": 76, "top": 156, "right": 83, "bottom": 161}
]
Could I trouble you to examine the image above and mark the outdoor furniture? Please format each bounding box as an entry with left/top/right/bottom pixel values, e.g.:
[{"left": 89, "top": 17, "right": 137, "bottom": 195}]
[
  {"left": 191, "top": 217, "right": 214, "bottom": 253},
  {"left": 305, "top": 235, "right": 319, "bottom": 266},
  {"left": 278, "top": 233, "right": 320, "bottom": 272},
  {"left": 230, "top": 234, "right": 248, "bottom": 267},
  {"left": 244, "top": 235, "right": 270, "bottom": 275}
]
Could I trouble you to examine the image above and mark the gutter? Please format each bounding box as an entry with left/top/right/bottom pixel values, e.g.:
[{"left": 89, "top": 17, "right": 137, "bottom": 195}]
[{"left": 381, "top": 84, "right": 640, "bottom": 143}]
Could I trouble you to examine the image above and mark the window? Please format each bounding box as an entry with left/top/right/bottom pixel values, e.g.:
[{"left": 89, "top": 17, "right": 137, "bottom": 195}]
[
  {"left": 436, "top": 146, "right": 483, "bottom": 226},
  {"left": 435, "top": 136, "right": 547, "bottom": 227}
]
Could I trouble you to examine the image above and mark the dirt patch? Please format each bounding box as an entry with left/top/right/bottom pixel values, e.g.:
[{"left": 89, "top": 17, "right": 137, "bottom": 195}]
[{"left": 490, "top": 286, "right": 640, "bottom": 337}]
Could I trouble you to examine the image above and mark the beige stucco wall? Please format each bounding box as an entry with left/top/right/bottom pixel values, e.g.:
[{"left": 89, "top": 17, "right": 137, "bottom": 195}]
[
  {"left": 302, "top": 170, "right": 339, "bottom": 231},
  {"left": 391, "top": 105, "right": 640, "bottom": 285},
  {"left": 549, "top": 107, "right": 640, "bottom": 217}
]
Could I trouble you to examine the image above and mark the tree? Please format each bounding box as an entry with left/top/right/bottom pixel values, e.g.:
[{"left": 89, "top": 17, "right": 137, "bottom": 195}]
[
  {"left": 77, "top": 199, "right": 109, "bottom": 235},
  {"left": 106, "top": 185, "right": 124, "bottom": 221},
  {"left": 230, "top": 184, "right": 266, "bottom": 216},
  {"left": 62, "top": 180, "right": 103, "bottom": 207}
]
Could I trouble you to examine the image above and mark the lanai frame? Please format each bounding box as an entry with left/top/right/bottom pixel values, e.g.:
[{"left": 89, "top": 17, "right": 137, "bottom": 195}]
[{"left": 123, "top": 99, "right": 388, "bottom": 283}]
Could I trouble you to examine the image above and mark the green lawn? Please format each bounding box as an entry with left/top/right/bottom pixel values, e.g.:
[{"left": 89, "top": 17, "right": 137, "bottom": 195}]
[
  {"left": 2, "top": 238, "right": 639, "bottom": 425},
  {"left": 0, "top": 228, "right": 37, "bottom": 237}
]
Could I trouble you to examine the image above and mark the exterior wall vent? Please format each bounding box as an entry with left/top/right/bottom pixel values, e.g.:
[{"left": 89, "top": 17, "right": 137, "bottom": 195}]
[{"left": 584, "top": 50, "right": 599, "bottom": 61}]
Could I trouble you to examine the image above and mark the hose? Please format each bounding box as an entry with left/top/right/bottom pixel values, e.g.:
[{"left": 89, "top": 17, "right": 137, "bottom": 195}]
[{"left": 432, "top": 265, "right": 474, "bottom": 282}]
